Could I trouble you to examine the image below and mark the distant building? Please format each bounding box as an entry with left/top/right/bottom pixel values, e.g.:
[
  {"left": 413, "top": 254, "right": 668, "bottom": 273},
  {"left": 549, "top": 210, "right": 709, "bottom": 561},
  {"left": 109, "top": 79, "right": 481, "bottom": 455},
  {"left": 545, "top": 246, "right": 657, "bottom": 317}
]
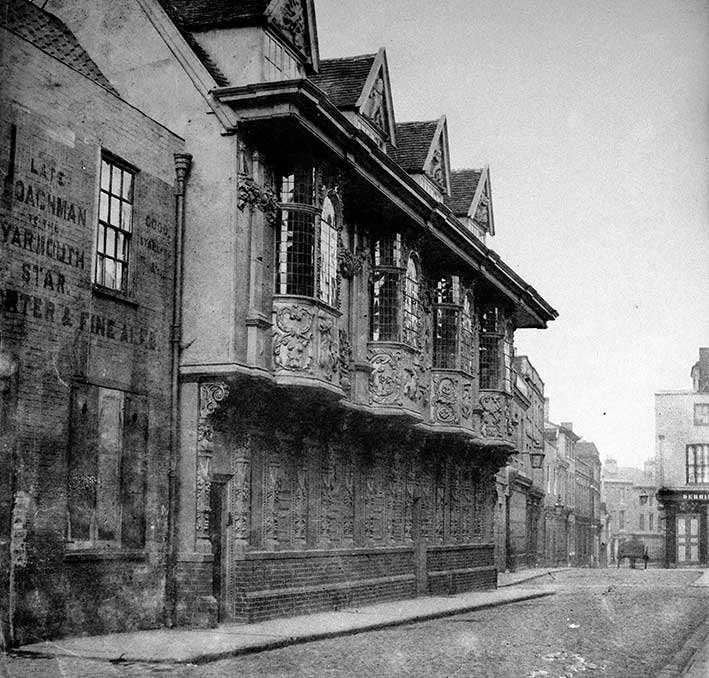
[
  {"left": 495, "top": 356, "right": 545, "bottom": 571},
  {"left": 655, "top": 348, "right": 709, "bottom": 567},
  {"left": 602, "top": 458, "right": 662, "bottom": 563},
  {"left": 575, "top": 442, "right": 602, "bottom": 567}
]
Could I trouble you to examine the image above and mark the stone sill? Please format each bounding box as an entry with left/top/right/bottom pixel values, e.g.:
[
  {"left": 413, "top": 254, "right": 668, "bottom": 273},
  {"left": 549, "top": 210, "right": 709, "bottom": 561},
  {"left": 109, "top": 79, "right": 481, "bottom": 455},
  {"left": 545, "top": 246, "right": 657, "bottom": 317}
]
[
  {"left": 244, "top": 545, "right": 415, "bottom": 561},
  {"left": 64, "top": 548, "right": 146, "bottom": 562}
]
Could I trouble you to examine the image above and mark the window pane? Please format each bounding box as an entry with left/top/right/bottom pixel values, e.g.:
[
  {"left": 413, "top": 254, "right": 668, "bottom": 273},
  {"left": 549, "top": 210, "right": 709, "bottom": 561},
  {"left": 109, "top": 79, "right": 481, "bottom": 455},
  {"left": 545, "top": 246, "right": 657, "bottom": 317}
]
[
  {"left": 121, "top": 203, "right": 132, "bottom": 232},
  {"left": 99, "top": 191, "right": 109, "bottom": 224},
  {"left": 105, "top": 229, "right": 116, "bottom": 258},
  {"left": 95, "top": 254, "right": 104, "bottom": 286},
  {"left": 111, "top": 165, "right": 122, "bottom": 196},
  {"left": 110, "top": 196, "right": 121, "bottom": 226},
  {"left": 318, "top": 197, "right": 338, "bottom": 306},
  {"left": 104, "top": 258, "right": 116, "bottom": 289},
  {"left": 371, "top": 270, "right": 400, "bottom": 341},
  {"left": 275, "top": 209, "right": 314, "bottom": 296},
  {"left": 122, "top": 171, "right": 133, "bottom": 201},
  {"left": 101, "top": 160, "right": 111, "bottom": 191},
  {"left": 115, "top": 262, "right": 123, "bottom": 291},
  {"left": 403, "top": 256, "right": 420, "bottom": 347}
]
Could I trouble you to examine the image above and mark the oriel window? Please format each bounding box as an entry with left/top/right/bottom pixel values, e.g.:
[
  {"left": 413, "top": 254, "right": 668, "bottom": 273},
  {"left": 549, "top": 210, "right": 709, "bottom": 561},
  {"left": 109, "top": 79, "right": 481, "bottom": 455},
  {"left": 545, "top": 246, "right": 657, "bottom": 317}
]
[
  {"left": 479, "top": 306, "right": 503, "bottom": 389},
  {"left": 402, "top": 255, "right": 421, "bottom": 347},
  {"left": 276, "top": 166, "right": 340, "bottom": 305},
  {"left": 371, "top": 234, "right": 403, "bottom": 342},
  {"left": 95, "top": 154, "right": 134, "bottom": 292},
  {"left": 433, "top": 276, "right": 461, "bottom": 369}
]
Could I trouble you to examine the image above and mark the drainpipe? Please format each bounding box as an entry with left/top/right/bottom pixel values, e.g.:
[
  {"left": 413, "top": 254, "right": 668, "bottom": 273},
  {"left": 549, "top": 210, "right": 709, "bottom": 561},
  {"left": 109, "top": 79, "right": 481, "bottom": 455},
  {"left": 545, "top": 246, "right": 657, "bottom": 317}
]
[{"left": 164, "top": 153, "right": 192, "bottom": 627}]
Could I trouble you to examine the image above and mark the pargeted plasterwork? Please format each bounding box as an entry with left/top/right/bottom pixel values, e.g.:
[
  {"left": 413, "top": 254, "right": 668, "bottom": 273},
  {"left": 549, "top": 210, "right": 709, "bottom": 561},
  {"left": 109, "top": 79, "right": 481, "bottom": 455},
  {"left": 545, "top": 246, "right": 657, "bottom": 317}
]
[
  {"left": 196, "top": 382, "right": 230, "bottom": 540},
  {"left": 273, "top": 304, "right": 314, "bottom": 372},
  {"left": 479, "top": 391, "right": 517, "bottom": 440},
  {"left": 433, "top": 375, "right": 459, "bottom": 425},
  {"left": 272, "top": 0, "right": 306, "bottom": 51}
]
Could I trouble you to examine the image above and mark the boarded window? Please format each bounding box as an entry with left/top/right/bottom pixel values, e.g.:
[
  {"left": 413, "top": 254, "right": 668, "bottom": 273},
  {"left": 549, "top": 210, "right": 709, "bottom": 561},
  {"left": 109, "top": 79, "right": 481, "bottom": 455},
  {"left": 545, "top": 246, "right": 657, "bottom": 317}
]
[{"left": 68, "top": 384, "right": 147, "bottom": 548}]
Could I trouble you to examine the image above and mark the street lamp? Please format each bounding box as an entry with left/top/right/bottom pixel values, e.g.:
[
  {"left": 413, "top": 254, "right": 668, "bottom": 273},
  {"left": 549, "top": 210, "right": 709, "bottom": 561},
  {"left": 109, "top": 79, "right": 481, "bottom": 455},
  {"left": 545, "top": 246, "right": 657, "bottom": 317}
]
[{"left": 530, "top": 450, "right": 545, "bottom": 469}]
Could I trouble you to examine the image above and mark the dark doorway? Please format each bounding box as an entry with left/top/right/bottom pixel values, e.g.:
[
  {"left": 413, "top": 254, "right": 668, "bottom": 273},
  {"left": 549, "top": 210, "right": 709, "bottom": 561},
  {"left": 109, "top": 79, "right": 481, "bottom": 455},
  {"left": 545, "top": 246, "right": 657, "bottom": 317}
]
[{"left": 209, "top": 475, "right": 230, "bottom": 622}]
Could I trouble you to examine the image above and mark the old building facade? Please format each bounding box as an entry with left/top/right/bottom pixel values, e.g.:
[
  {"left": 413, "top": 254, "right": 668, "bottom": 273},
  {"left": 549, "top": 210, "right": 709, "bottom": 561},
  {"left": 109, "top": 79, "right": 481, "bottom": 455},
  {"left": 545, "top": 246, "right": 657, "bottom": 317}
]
[
  {"left": 574, "top": 442, "right": 601, "bottom": 567},
  {"left": 602, "top": 458, "right": 662, "bottom": 564},
  {"left": 0, "top": 0, "right": 185, "bottom": 645},
  {"left": 2, "top": 0, "right": 556, "bottom": 643},
  {"left": 656, "top": 348, "right": 709, "bottom": 567},
  {"left": 495, "top": 356, "right": 545, "bottom": 571}
]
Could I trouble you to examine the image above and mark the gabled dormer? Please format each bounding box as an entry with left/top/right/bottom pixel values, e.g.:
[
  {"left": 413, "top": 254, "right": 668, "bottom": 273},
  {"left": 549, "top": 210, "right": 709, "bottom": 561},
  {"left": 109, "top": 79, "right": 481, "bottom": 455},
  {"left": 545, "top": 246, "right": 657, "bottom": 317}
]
[
  {"left": 446, "top": 166, "right": 495, "bottom": 243},
  {"left": 310, "top": 47, "right": 396, "bottom": 150},
  {"left": 389, "top": 116, "right": 451, "bottom": 201},
  {"left": 162, "top": 0, "right": 320, "bottom": 86}
]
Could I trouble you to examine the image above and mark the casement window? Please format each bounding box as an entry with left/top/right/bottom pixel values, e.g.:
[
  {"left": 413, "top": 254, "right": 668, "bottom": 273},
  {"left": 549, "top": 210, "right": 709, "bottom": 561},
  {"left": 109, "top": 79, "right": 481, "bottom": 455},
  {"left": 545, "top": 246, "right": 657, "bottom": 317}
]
[
  {"left": 276, "top": 166, "right": 339, "bottom": 305},
  {"left": 694, "top": 404, "right": 709, "bottom": 426},
  {"left": 479, "top": 305, "right": 513, "bottom": 391},
  {"left": 402, "top": 255, "right": 421, "bottom": 347},
  {"left": 432, "top": 277, "right": 476, "bottom": 372},
  {"left": 67, "top": 384, "right": 147, "bottom": 549},
  {"left": 264, "top": 32, "right": 302, "bottom": 81},
  {"left": 95, "top": 154, "right": 134, "bottom": 292},
  {"left": 686, "top": 444, "right": 709, "bottom": 484},
  {"left": 370, "top": 234, "right": 403, "bottom": 342}
]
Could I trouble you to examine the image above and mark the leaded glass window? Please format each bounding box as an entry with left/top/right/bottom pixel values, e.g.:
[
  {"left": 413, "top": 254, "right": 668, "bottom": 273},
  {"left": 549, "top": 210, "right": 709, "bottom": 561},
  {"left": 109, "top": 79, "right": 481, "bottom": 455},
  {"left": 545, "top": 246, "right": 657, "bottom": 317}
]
[
  {"left": 318, "top": 197, "right": 338, "bottom": 306},
  {"left": 371, "top": 234, "right": 403, "bottom": 342},
  {"left": 402, "top": 256, "right": 420, "bottom": 347},
  {"left": 479, "top": 306, "right": 503, "bottom": 389},
  {"left": 461, "top": 293, "right": 475, "bottom": 374},
  {"left": 433, "top": 276, "right": 461, "bottom": 369}
]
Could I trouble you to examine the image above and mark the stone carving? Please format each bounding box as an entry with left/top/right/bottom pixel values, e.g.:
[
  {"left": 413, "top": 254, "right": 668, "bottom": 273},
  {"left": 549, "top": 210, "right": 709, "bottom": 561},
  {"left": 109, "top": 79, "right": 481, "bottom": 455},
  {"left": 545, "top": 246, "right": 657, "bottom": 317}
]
[
  {"left": 231, "top": 434, "right": 251, "bottom": 542},
  {"left": 475, "top": 195, "right": 490, "bottom": 229},
  {"left": 337, "top": 244, "right": 363, "bottom": 279},
  {"left": 263, "top": 454, "right": 281, "bottom": 545},
  {"left": 368, "top": 350, "right": 402, "bottom": 405},
  {"left": 338, "top": 329, "right": 352, "bottom": 392},
  {"left": 479, "top": 392, "right": 514, "bottom": 440},
  {"left": 196, "top": 382, "right": 230, "bottom": 540},
  {"left": 279, "top": 0, "right": 306, "bottom": 50},
  {"left": 461, "top": 382, "right": 473, "bottom": 421},
  {"left": 273, "top": 304, "right": 314, "bottom": 372},
  {"left": 433, "top": 375, "right": 459, "bottom": 425},
  {"left": 318, "top": 314, "right": 338, "bottom": 381},
  {"left": 293, "top": 462, "right": 308, "bottom": 545},
  {"left": 362, "top": 73, "right": 386, "bottom": 130},
  {"left": 429, "top": 146, "right": 444, "bottom": 187},
  {"left": 237, "top": 174, "right": 279, "bottom": 226}
]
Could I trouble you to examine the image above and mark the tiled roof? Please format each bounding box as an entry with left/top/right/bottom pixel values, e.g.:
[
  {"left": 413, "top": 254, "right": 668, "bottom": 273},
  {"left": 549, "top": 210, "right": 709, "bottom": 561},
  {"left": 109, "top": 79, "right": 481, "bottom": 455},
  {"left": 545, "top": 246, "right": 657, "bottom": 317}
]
[
  {"left": 388, "top": 120, "right": 438, "bottom": 172},
  {"left": 1, "top": 0, "right": 117, "bottom": 95},
  {"left": 157, "top": 0, "right": 269, "bottom": 30},
  {"left": 310, "top": 54, "right": 376, "bottom": 108},
  {"left": 445, "top": 169, "right": 482, "bottom": 215}
]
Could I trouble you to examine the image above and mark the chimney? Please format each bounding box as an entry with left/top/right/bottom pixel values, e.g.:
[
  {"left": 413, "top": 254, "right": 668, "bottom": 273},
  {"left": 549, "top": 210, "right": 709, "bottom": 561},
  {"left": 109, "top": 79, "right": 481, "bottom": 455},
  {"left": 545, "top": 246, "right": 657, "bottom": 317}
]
[{"left": 693, "top": 347, "right": 709, "bottom": 392}]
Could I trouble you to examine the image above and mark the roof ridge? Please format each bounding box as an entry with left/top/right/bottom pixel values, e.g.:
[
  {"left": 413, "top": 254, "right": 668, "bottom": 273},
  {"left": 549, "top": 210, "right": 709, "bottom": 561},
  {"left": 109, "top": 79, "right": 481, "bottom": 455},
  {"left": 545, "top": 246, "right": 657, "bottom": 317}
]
[{"left": 320, "top": 53, "right": 377, "bottom": 63}]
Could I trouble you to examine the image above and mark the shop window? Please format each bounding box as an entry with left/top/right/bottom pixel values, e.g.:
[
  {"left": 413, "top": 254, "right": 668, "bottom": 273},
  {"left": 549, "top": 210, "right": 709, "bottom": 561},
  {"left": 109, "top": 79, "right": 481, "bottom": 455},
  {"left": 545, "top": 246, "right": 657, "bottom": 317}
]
[
  {"left": 67, "top": 384, "right": 147, "bottom": 549},
  {"left": 371, "top": 234, "right": 403, "bottom": 342},
  {"left": 276, "top": 167, "right": 339, "bottom": 305},
  {"left": 95, "top": 154, "right": 134, "bottom": 292},
  {"left": 686, "top": 444, "right": 709, "bottom": 484}
]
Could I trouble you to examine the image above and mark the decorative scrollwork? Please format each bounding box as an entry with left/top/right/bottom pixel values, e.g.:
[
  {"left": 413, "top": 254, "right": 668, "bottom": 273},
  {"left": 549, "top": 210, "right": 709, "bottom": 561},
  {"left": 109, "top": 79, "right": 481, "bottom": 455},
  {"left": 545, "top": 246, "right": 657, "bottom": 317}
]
[
  {"left": 338, "top": 329, "right": 352, "bottom": 392},
  {"left": 479, "top": 392, "right": 515, "bottom": 439},
  {"left": 434, "top": 375, "right": 459, "bottom": 424},
  {"left": 318, "top": 314, "right": 338, "bottom": 380},
  {"left": 273, "top": 304, "right": 314, "bottom": 372},
  {"left": 369, "top": 350, "right": 402, "bottom": 404},
  {"left": 237, "top": 174, "right": 279, "bottom": 226}
]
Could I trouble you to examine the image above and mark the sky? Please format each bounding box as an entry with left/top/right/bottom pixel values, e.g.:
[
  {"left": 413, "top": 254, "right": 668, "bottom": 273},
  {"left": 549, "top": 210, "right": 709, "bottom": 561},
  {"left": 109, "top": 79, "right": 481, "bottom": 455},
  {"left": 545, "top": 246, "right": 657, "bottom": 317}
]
[{"left": 315, "top": 0, "right": 709, "bottom": 468}]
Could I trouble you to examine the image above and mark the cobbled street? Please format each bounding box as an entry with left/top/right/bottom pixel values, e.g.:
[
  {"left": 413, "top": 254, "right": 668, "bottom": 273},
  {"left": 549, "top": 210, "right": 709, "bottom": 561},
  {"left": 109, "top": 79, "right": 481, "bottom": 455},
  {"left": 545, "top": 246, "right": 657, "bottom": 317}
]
[{"left": 2, "top": 568, "right": 707, "bottom": 678}]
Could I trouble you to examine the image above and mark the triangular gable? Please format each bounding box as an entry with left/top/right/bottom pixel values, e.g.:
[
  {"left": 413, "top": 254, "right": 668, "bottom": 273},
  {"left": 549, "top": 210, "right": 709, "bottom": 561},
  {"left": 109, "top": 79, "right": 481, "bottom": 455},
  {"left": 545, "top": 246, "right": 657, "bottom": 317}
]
[
  {"left": 468, "top": 166, "right": 495, "bottom": 236},
  {"left": 422, "top": 116, "right": 451, "bottom": 195},
  {"left": 265, "top": 0, "right": 319, "bottom": 71},
  {"left": 355, "top": 48, "right": 396, "bottom": 143}
]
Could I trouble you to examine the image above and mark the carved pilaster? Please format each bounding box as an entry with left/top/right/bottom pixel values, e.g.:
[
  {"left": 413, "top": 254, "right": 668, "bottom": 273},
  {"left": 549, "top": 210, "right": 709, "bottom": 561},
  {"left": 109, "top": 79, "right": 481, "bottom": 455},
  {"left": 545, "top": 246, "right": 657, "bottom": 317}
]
[{"left": 196, "top": 382, "right": 229, "bottom": 546}]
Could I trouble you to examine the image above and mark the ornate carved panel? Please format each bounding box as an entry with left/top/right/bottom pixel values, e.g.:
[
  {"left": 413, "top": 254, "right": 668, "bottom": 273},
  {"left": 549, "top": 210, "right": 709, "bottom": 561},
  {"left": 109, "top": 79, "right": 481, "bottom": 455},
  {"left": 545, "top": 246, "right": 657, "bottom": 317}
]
[
  {"left": 230, "top": 432, "right": 251, "bottom": 542},
  {"left": 237, "top": 174, "right": 279, "bottom": 226},
  {"left": 433, "top": 375, "right": 459, "bottom": 425},
  {"left": 368, "top": 349, "right": 402, "bottom": 405},
  {"left": 318, "top": 314, "right": 338, "bottom": 381},
  {"left": 196, "top": 382, "right": 230, "bottom": 542},
  {"left": 272, "top": 0, "right": 306, "bottom": 51},
  {"left": 479, "top": 391, "right": 514, "bottom": 440},
  {"left": 273, "top": 304, "right": 314, "bottom": 372}
]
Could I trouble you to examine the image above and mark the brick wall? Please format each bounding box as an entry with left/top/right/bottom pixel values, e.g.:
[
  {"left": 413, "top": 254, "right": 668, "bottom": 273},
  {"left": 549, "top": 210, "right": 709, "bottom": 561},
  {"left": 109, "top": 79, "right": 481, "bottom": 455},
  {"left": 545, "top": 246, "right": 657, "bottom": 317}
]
[{"left": 1, "top": 28, "right": 183, "bottom": 644}]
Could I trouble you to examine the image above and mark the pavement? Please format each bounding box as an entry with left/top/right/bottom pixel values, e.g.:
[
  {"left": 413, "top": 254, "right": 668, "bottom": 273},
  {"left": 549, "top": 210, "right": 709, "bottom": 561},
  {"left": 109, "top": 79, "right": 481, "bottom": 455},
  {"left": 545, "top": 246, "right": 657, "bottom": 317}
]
[
  {"left": 655, "top": 569, "right": 709, "bottom": 678},
  {"left": 15, "top": 568, "right": 563, "bottom": 666}
]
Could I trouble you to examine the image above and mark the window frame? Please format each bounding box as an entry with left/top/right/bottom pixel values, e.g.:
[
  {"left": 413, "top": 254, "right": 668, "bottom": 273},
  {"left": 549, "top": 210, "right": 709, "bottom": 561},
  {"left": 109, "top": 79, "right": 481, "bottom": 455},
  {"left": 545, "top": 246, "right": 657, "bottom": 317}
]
[
  {"left": 66, "top": 383, "right": 148, "bottom": 551},
  {"left": 694, "top": 403, "right": 709, "bottom": 426},
  {"left": 275, "top": 166, "right": 340, "bottom": 307},
  {"left": 479, "top": 305, "right": 506, "bottom": 390},
  {"left": 686, "top": 444, "right": 709, "bottom": 484},
  {"left": 370, "top": 233, "right": 404, "bottom": 343},
  {"left": 94, "top": 153, "right": 135, "bottom": 295}
]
